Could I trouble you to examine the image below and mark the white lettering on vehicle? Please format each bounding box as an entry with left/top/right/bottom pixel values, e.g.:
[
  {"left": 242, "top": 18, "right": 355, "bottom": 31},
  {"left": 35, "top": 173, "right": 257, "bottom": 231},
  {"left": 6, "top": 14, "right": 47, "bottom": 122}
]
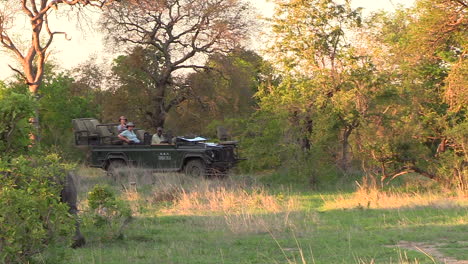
[{"left": 158, "top": 152, "right": 171, "bottom": 160}]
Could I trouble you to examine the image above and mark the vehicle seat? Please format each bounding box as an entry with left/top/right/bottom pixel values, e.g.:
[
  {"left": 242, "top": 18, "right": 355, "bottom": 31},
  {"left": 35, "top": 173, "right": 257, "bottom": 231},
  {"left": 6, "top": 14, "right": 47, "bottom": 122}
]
[
  {"left": 72, "top": 119, "right": 86, "bottom": 133},
  {"left": 135, "top": 129, "right": 147, "bottom": 144},
  {"left": 97, "top": 125, "right": 122, "bottom": 145},
  {"left": 72, "top": 118, "right": 99, "bottom": 145},
  {"left": 110, "top": 125, "right": 120, "bottom": 136},
  {"left": 83, "top": 119, "right": 100, "bottom": 135}
]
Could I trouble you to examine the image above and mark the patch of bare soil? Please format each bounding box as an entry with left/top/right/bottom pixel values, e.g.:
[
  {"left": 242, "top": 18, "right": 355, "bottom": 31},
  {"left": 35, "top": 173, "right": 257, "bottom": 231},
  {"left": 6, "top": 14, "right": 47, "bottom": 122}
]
[{"left": 388, "top": 241, "right": 468, "bottom": 264}]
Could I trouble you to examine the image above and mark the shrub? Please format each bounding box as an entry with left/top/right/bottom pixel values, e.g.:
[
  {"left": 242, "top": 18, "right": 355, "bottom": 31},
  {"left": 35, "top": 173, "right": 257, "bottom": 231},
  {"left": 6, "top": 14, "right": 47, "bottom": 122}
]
[
  {"left": 85, "top": 184, "right": 132, "bottom": 240},
  {"left": 0, "top": 154, "right": 75, "bottom": 263},
  {"left": 0, "top": 86, "right": 35, "bottom": 155}
]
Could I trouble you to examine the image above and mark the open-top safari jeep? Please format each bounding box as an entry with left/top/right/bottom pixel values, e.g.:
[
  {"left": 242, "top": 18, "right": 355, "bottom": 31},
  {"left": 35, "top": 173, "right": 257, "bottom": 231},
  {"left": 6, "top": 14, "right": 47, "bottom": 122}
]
[{"left": 72, "top": 118, "right": 240, "bottom": 177}]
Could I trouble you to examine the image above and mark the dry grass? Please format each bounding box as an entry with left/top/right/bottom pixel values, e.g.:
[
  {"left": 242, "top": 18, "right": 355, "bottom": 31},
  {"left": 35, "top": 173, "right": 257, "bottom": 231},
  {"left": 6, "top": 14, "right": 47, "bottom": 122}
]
[
  {"left": 323, "top": 183, "right": 468, "bottom": 211},
  {"left": 151, "top": 174, "right": 311, "bottom": 235},
  {"left": 75, "top": 166, "right": 306, "bottom": 235},
  {"left": 163, "top": 185, "right": 294, "bottom": 214},
  {"left": 112, "top": 169, "right": 300, "bottom": 216},
  {"left": 70, "top": 167, "right": 467, "bottom": 264},
  {"left": 156, "top": 173, "right": 305, "bottom": 234}
]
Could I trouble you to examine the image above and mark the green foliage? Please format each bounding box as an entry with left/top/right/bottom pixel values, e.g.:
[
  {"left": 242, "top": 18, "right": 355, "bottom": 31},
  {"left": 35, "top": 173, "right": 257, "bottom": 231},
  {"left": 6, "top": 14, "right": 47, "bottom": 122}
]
[
  {"left": 237, "top": 111, "right": 289, "bottom": 172},
  {"left": 0, "top": 84, "right": 35, "bottom": 155},
  {"left": 5, "top": 64, "right": 99, "bottom": 158},
  {"left": 98, "top": 46, "right": 163, "bottom": 129},
  {"left": 85, "top": 184, "right": 132, "bottom": 240},
  {"left": 39, "top": 72, "right": 98, "bottom": 148},
  {"left": 270, "top": 0, "right": 362, "bottom": 73},
  {"left": 246, "top": 0, "right": 368, "bottom": 183},
  {"left": 0, "top": 154, "right": 75, "bottom": 263},
  {"left": 352, "top": 0, "right": 467, "bottom": 188},
  {"left": 246, "top": 0, "right": 467, "bottom": 189},
  {"left": 167, "top": 49, "right": 269, "bottom": 135}
]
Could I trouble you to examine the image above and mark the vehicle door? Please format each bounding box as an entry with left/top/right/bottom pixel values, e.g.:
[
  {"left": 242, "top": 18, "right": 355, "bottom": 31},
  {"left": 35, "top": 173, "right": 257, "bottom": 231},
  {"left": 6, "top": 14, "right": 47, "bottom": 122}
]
[
  {"left": 129, "top": 146, "right": 154, "bottom": 168},
  {"left": 151, "top": 144, "right": 182, "bottom": 171}
]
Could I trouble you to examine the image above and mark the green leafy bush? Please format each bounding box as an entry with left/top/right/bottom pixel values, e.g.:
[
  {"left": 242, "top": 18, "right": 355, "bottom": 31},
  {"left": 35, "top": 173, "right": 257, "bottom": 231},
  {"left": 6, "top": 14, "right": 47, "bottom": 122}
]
[
  {"left": 85, "top": 184, "right": 132, "bottom": 240},
  {"left": 0, "top": 85, "right": 36, "bottom": 155},
  {"left": 38, "top": 73, "right": 98, "bottom": 148},
  {"left": 0, "top": 154, "right": 75, "bottom": 263}
]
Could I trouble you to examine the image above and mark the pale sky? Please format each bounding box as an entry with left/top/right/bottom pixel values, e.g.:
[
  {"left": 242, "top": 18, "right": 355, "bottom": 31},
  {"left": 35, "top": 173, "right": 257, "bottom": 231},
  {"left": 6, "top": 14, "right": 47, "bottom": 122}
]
[{"left": 0, "top": 0, "right": 414, "bottom": 80}]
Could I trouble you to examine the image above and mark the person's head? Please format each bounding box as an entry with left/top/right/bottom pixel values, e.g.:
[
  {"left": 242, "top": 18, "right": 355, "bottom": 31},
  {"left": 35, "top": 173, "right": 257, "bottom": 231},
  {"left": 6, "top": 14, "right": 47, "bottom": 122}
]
[
  {"left": 157, "top": 127, "right": 163, "bottom": 135},
  {"left": 126, "top": 122, "right": 135, "bottom": 130},
  {"left": 119, "top": 116, "right": 127, "bottom": 124}
]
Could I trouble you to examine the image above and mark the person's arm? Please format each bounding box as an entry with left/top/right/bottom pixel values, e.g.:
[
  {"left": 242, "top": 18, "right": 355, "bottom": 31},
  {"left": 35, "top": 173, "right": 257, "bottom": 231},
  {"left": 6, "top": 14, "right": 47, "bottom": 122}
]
[{"left": 118, "top": 131, "right": 131, "bottom": 143}]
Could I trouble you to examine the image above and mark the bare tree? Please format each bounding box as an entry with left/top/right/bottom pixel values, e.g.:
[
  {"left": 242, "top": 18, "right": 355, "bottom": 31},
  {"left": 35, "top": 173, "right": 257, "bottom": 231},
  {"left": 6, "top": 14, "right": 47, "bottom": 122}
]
[
  {"left": 102, "top": 0, "right": 253, "bottom": 128},
  {"left": 0, "top": 0, "right": 115, "bottom": 139}
]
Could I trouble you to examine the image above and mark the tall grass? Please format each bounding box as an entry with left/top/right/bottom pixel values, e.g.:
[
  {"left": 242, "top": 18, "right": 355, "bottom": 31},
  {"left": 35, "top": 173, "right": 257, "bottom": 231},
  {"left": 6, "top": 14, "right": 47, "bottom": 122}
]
[
  {"left": 150, "top": 171, "right": 304, "bottom": 234},
  {"left": 77, "top": 166, "right": 303, "bottom": 234},
  {"left": 323, "top": 179, "right": 468, "bottom": 211},
  {"left": 72, "top": 167, "right": 466, "bottom": 264}
]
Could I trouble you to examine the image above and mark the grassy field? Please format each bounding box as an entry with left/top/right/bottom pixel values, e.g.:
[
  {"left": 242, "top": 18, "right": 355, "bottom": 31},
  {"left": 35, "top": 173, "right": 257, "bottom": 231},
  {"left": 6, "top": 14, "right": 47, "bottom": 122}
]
[{"left": 40, "top": 167, "right": 467, "bottom": 264}]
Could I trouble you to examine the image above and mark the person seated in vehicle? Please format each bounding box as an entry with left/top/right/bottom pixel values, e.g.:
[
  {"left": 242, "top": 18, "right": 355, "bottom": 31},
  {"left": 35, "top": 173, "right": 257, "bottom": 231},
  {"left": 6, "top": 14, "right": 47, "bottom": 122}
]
[
  {"left": 118, "top": 122, "right": 140, "bottom": 144},
  {"left": 117, "top": 116, "right": 127, "bottom": 133},
  {"left": 151, "top": 127, "right": 166, "bottom": 145}
]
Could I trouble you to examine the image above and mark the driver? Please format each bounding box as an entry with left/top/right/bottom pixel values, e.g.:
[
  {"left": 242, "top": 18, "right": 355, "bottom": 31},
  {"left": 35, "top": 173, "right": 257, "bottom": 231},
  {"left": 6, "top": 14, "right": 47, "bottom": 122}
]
[{"left": 151, "top": 127, "right": 166, "bottom": 145}]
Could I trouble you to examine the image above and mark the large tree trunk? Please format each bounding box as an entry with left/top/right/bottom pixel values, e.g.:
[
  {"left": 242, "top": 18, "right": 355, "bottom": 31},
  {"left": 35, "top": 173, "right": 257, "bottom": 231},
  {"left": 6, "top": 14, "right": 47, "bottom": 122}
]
[
  {"left": 150, "top": 79, "right": 187, "bottom": 129},
  {"left": 151, "top": 97, "right": 166, "bottom": 129},
  {"left": 152, "top": 107, "right": 167, "bottom": 129},
  {"left": 340, "top": 126, "right": 352, "bottom": 171},
  {"left": 301, "top": 117, "right": 313, "bottom": 152},
  {"left": 340, "top": 120, "right": 359, "bottom": 172},
  {"left": 28, "top": 85, "right": 41, "bottom": 143},
  {"left": 29, "top": 107, "right": 41, "bottom": 143}
]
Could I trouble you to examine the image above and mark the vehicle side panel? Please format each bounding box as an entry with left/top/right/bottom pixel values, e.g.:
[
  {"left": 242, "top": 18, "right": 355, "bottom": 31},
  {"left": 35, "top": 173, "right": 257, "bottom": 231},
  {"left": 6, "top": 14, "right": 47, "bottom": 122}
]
[{"left": 91, "top": 145, "right": 200, "bottom": 172}]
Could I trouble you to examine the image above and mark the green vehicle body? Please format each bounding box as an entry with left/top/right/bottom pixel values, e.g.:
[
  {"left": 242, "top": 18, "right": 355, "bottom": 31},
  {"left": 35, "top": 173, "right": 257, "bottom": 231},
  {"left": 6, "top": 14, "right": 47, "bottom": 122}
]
[
  {"left": 90, "top": 139, "right": 239, "bottom": 175},
  {"left": 73, "top": 118, "right": 240, "bottom": 176}
]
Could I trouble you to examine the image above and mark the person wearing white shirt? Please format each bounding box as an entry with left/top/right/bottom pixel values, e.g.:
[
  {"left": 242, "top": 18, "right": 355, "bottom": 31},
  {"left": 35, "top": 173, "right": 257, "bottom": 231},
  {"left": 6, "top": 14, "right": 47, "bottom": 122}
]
[
  {"left": 118, "top": 122, "right": 140, "bottom": 144},
  {"left": 151, "top": 127, "right": 166, "bottom": 145}
]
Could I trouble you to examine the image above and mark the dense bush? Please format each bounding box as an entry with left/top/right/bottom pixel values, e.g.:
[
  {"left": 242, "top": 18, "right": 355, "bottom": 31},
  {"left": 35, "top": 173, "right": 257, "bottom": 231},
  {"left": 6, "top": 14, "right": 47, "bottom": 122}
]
[
  {"left": 0, "top": 84, "right": 35, "bottom": 155},
  {"left": 0, "top": 154, "right": 75, "bottom": 263},
  {"left": 85, "top": 184, "right": 132, "bottom": 240}
]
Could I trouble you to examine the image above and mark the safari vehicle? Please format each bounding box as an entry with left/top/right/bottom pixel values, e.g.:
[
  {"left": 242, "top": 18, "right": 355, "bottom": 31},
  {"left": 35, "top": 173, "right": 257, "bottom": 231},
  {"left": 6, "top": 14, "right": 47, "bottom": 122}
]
[{"left": 72, "top": 118, "right": 240, "bottom": 177}]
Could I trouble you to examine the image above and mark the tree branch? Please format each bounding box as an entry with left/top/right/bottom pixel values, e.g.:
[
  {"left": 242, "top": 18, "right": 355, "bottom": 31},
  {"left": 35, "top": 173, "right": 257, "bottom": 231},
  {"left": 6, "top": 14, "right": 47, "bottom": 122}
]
[
  {"left": 388, "top": 165, "right": 437, "bottom": 182},
  {"left": 0, "top": 33, "right": 25, "bottom": 60},
  {"left": 453, "top": 0, "right": 468, "bottom": 8},
  {"left": 165, "top": 95, "right": 186, "bottom": 113},
  {"left": 8, "top": 65, "right": 28, "bottom": 83}
]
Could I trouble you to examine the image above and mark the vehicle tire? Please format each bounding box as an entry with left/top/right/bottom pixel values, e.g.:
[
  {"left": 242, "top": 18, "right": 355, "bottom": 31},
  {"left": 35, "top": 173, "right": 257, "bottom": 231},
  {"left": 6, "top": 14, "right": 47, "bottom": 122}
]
[
  {"left": 107, "top": 159, "right": 127, "bottom": 181},
  {"left": 184, "top": 159, "right": 206, "bottom": 177}
]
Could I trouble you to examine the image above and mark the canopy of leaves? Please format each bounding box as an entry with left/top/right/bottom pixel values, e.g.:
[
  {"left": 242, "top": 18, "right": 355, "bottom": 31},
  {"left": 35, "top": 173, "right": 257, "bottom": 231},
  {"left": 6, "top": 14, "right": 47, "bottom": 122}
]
[{"left": 0, "top": 82, "right": 35, "bottom": 154}]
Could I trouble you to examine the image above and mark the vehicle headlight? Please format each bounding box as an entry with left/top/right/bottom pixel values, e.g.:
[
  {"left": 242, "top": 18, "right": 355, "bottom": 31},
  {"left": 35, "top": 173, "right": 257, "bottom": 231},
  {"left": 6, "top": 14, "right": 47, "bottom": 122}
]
[{"left": 207, "top": 150, "right": 217, "bottom": 159}]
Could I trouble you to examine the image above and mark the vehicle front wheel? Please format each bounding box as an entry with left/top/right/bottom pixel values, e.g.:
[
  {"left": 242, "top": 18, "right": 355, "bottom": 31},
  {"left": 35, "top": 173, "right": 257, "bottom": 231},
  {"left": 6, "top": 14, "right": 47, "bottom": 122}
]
[{"left": 184, "top": 159, "right": 206, "bottom": 177}]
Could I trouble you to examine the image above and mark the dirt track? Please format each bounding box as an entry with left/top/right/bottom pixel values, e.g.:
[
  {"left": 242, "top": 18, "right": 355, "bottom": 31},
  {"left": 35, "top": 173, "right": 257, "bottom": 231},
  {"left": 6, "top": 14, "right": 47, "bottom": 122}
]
[{"left": 390, "top": 241, "right": 468, "bottom": 264}]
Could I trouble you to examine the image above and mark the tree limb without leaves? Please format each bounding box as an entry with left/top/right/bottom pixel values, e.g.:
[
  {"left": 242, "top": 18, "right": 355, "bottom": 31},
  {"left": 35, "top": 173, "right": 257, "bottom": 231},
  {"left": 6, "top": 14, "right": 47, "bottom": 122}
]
[{"left": 101, "top": 0, "right": 253, "bottom": 128}]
